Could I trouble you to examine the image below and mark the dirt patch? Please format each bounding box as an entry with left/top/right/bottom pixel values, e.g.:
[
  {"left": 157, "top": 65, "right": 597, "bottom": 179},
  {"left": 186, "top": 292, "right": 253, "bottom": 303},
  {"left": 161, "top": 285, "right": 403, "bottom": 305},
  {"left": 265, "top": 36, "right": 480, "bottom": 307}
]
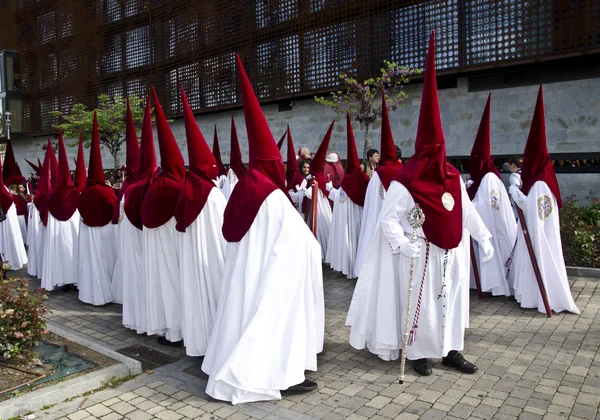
[{"left": 0, "top": 332, "right": 117, "bottom": 401}]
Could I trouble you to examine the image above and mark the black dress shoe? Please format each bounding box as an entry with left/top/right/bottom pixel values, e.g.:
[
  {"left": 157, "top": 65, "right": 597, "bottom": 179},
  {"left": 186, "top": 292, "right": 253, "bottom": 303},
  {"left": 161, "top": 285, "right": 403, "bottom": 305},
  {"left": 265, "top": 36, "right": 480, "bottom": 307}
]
[
  {"left": 283, "top": 379, "right": 318, "bottom": 393},
  {"left": 412, "top": 358, "right": 432, "bottom": 376},
  {"left": 157, "top": 336, "right": 184, "bottom": 347},
  {"left": 442, "top": 351, "right": 478, "bottom": 374}
]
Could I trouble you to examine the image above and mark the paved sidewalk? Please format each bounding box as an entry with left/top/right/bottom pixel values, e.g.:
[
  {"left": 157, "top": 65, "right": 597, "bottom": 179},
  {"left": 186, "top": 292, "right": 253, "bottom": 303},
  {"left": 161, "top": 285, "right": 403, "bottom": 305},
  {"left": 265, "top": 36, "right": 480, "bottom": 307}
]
[{"left": 16, "top": 268, "right": 600, "bottom": 420}]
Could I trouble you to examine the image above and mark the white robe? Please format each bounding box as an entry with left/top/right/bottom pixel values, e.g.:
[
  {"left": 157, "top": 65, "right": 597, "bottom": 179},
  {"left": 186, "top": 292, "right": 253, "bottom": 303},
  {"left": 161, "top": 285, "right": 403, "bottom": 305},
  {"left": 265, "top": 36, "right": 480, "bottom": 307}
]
[
  {"left": 202, "top": 190, "right": 324, "bottom": 404},
  {"left": 289, "top": 190, "right": 306, "bottom": 220},
  {"left": 111, "top": 197, "right": 126, "bottom": 304},
  {"left": 179, "top": 188, "right": 227, "bottom": 357},
  {"left": 143, "top": 217, "right": 181, "bottom": 342},
  {"left": 41, "top": 211, "right": 80, "bottom": 290},
  {"left": 17, "top": 214, "right": 27, "bottom": 245},
  {"left": 216, "top": 174, "right": 227, "bottom": 197},
  {"left": 346, "top": 181, "right": 491, "bottom": 361},
  {"left": 221, "top": 169, "right": 238, "bottom": 200},
  {"left": 77, "top": 223, "right": 117, "bottom": 306},
  {"left": 26, "top": 203, "right": 40, "bottom": 277},
  {"left": 354, "top": 172, "right": 385, "bottom": 277},
  {"left": 0, "top": 205, "right": 27, "bottom": 270},
  {"left": 326, "top": 187, "right": 363, "bottom": 279},
  {"left": 470, "top": 173, "right": 518, "bottom": 296},
  {"left": 303, "top": 186, "right": 332, "bottom": 260},
  {"left": 510, "top": 181, "right": 580, "bottom": 314}
]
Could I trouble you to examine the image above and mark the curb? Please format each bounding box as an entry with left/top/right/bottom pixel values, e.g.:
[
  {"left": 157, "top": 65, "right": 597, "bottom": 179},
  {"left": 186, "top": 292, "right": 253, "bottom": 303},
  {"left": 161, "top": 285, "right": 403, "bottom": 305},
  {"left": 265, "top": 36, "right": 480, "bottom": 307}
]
[
  {"left": 0, "top": 322, "right": 142, "bottom": 419},
  {"left": 567, "top": 266, "right": 600, "bottom": 279}
]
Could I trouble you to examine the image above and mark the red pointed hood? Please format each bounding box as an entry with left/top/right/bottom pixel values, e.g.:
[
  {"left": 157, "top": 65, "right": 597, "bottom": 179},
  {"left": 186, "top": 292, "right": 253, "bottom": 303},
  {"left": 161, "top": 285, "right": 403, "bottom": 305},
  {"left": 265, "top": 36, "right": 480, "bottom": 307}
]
[
  {"left": 25, "top": 159, "right": 41, "bottom": 174},
  {"left": 468, "top": 94, "right": 500, "bottom": 199},
  {"left": 138, "top": 95, "right": 156, "bottom": 175},
  {"left": 0, "top": 144, "right": 14, "bottom": 213},
  {"left": 310, "top": 120, "right": 335, "bottom": 198},
  {"left": 395, "top": 31, "right": 463, "bottom": 250},
  {"left": 277, "top": 130, "right": 286, "bottom": 151},
  {"left": 3, "top": 140, "right": 26, "bottom": 186},
  {"left": 47, "top": 132, "right": 80, "bottom": 221},
  {"left": 222, "top": 53, "right": 289, "bottom": 242},
  {"left": 87, "top": 112, "right": 106, "bottom": 184},
  {"left": 57, "top": 132, "right": 73, "bottom": 187},
  {"left": 376, "top": 93, "right": 403, "bottom": 190},
  {"left": 286, "top": 126, "right": 303, "bottom": 188},
  {"left": 521, "top": 85, "right": 562, "bottom": 208},
  {"left": 151, "top": 86, "right": 186, "bottom": 181},
  {"left": 229, "top": 116, "right": 246, "bottom": 179},
  {"left": 124, "top": 98, "right": 140, "bottom": 182},
  {"left": 35, "top": 140, "right": 54, "bottom": 224},
  {"left": 49, "top": 141, "right": 58, "bottom": 188},
  {"left": 74, "top": 132, "right": 87, "bottom": 191},
  {"left": 212, "top": 126, "right": 227, "bottom": 176},
  {"left": 341, "top": 113, "right": 370, "bottom": 206}
]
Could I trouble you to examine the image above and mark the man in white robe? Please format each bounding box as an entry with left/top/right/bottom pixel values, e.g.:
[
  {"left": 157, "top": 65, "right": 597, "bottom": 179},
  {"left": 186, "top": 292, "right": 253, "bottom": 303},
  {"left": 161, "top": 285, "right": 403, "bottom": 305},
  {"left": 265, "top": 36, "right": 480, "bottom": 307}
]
[
  {"left": 0, "top": 154, "right": 27, "bottom": 271},
  {"left": 509, "top": 86, "right": 580, "bottom": 315},
  {"left": 466, "top": 95, "right": 517, "bottom": 297},
  {"left": 346, "top": 33, "right": 493, "bottom": 377},
  {"left": 326, "top": 113, "right": 370, "bottom": 279},
  {"left": 202, "top": 54, "right": 324, "bottom": 404}
]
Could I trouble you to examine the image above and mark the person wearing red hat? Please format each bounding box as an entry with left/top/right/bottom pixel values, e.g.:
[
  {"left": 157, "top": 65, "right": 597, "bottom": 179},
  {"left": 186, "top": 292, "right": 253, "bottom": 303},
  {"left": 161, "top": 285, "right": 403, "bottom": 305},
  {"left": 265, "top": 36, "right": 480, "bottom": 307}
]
[
  {"left": 3, "top": 140, "right": 28, "bottom": 243},
  {"left": 77, "top": 112, "right": 118, "bottom": 306},
  {"left": 41, "top": 132, "right": 81, "bottom": 291},
  {"left": 73, "top": 133, "right": 87, "bottom": 192},
  {"left": 119, "top": 95, "right": 157, "bottom": 335},
  {"left": 175, "top": 87, "right": 227, "bottom": 357},
  {"left": 354, "top": 95, "right": 405, "bottom": 278},
  {"left": 324, "top": 151, "right": 344, "bottom": 189},
  {"left": 111, "top": 99, "right": 140, "bottom": 305},
  {"left": 141, "top": 88, "right": 186, "bottom": 346},
  {"left": 37, "top": 140, "right": 59, "bottom": 281},
  {"left": 221, "top": 116, "right": 246, "bottom": 200},
  {"left": 467, "top": 95, "right": 517, "bottom": 297},
  {"left": 0, "top": 146, "right": 27, "bottom": 270},
  {"left": 347, "top": 32, "right": 493, "bottom": 376},
  {"left": 325, "top": 113, "right": 370, "bottom": 279},
  {"left": 212, "top": 126, "right": 228, "bottom": 194},
  {"left": 201, "top": 54, "right": 323, "bottom": 404},
  {"left": 509, "top": 86, "right": 580, "bottom": 315},
  {"left": 298, "top": 121, "right": 334, "bottom": 259}
]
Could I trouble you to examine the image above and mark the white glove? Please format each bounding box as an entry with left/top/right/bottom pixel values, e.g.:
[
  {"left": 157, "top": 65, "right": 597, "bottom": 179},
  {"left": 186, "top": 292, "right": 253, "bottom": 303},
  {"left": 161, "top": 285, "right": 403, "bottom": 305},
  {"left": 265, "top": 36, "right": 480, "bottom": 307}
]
[
  {"left": 465, "top": 179, "right": 474, "bottom": 188},
  {"left": 326, "top": 181, "right": 333, "bottom": 192},
  {"left": 480, "top": 239, "right": 494, "bottom": 262},
  {"left": 509, "top": 184, "right": 527, "bottom": 209},
  {"left": 392, "top": 237, "right": 421, "bottom": 258}
]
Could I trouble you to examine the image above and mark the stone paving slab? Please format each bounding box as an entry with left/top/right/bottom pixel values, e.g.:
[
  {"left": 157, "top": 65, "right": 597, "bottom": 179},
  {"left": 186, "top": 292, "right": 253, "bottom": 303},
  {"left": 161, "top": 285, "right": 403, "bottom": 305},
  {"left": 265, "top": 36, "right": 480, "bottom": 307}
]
[{"left": 11, "top": 268, "right": 600, "bottom": 419}]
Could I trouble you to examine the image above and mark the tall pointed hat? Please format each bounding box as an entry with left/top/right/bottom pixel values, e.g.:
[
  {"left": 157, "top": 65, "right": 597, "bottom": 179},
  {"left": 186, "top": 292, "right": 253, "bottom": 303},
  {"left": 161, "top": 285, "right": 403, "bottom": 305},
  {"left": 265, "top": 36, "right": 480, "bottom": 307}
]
[
  {"left": 0, "top": 143, "right": 14, "bottom": 213},
  {"left": 35, "top": 140, "right": 55, "bottom": 225},
  {"left": 229, "top": 116, "right": 246, "bottom": 179},
  {"left": 395, "top": 31, "right": 463, "bottom": 250},
  {"left": 212, "top": 126, "right": 227, "bottom": 177},
  {"left": 341, "top": 112, "right": 370, "bottom": 206},
  {"left": 80, "top": 111, "right": 117, "bottom": 227},
  {"left": 277, "top": 130, "right": 286, "bottom": 151},
  {"left": 285, "top": 126, "right": 303, "bottom": 188},
  {"left": 49, "top": 140, "right": 58, "bottom": 188},
  {"left": 468, "top": 94, "right": 500, "bottom": 199},
  {"left": 123, "top": 94, "right": 158, "bottom": 230},
  {"left": 376, "top": 93, "right": 403, "bottom": 190},
  {"left": 140, "top": 87, "right": 186, "bottom": 229},
  {"left": 74, "top": 132, "right": 87, "bottom": 191},
  {"left": 521, "top": 85, "right": 562, "bottom": 207},
  {"left": 25, "top": 159, "right": 41, "bottom": 174},
  {"left": 47, "top": 131, "right": 80, "bottom": 221},
  {"left": 310, "top": 120, "right": 335, "bottom": 198},
  {"left": 174, "top": 87, "right": 218, "bottom": 232},
  {"left": 222, "top": 53, "right": 289, "bottom": 242},
  {"left": 3, "top": 140, "right": 26, "bottom": 186},
  {"left": 124, "top": 98, "right": 140, "bottom": 183}
]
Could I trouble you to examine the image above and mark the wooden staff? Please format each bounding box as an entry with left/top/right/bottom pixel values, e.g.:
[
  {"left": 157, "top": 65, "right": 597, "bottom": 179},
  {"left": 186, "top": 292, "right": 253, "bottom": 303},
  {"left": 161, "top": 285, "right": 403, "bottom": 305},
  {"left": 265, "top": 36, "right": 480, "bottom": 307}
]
[
  {"left": 470, "top": 239, "right": 484, "bottom": 300},
  {"left": 516, "top": 206, "right": 552, "bottom": 318},
  {"left": 310, "top": 181, "right": 319, "bottom": 237}
]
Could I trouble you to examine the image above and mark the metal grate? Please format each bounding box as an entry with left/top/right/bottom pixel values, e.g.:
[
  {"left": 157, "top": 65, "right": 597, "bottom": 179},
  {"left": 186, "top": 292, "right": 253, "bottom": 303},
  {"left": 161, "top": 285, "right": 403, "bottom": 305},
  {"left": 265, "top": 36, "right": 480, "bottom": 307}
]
[
  {"left": 117, "top": 344, "right": 180, "bottom": 371},
  {"left": 0, "top": 0, "right": 598, "bottom": 135}
]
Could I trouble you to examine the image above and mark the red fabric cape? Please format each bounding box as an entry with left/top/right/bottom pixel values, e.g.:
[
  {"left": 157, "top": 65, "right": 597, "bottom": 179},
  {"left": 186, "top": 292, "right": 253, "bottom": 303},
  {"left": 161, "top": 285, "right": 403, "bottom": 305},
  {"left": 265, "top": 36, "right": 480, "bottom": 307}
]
[
  {"left": 123, "top": 169, "right": 158, "bottom": 230},
  {"left": 467, "top": 157, "right": 500, "bottom": 200},
  {"left": 46, "top": 185, "right": 80, "bottom": 222},
  {"left": 222, "top": 168, "right": 278, "bottom": 242},
  {"left": 79, "top": 182, "right": 118, "bottom": 227},
  {"left": 324, "top": 161, "right": 344, "bottom": 189},
  {"left": 376, "top": 161, "right": 403, "bottom": 191},
  {"left": 395, "top": 146, "right": 463, "bottom": 250},
  {"left": 521, "top": 157, "right": 562, "bottom": 208},
  {"left": 0, "top": 188, "right": 14, "bottom": 214},
  {"left": 12, "top": 195, "right": 28, "bottom": 216},
  {"left": 140, "top": 170, "right": 185, "bottom": 229},
  {"left": 174, "top": 172, "right": 216, "bottom": 232},
  {"left": 341, "top": 170, "right": 370, "bottom": 207}
]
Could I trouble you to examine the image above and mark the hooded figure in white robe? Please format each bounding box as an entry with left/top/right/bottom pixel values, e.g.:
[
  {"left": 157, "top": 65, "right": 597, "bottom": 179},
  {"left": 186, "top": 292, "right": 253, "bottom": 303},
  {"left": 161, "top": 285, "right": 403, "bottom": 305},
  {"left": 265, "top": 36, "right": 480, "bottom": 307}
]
[
  {"left": 346, "top": 33, "right": 493, "bottom": 377},
  {"left": 140, "top": 88, "right": 187, "bottom": 345},
  {"left": 326, "top": 114, "right": 370, "bottom": 279},
  {"left": 174, "top": 87, "right": 227, "bottom": 357},
  {"left": 509, "top": 86, "right": 580, "bottom": 315},
  {"left": 284, "top": 127, "right": 310, "bottom": 219},
  {"left": 0, "top": 153, "right": 27, "bottom": 271},
  {"left": 202, "top": 54, "right": 324, "bottom": 404},
  {"left": 221, "top": 117, "right": 246, "bottom": 200},
  {"left": 41, "top": 132, "right": 80, "bottom": 290},
  {"left": 354, "top": 97, "right": 403, "bottom": 277},
  {"left": 466, "top": 95, "right": 517, "bottom": 297},
  {"left": 77, "top": 112, "right": 118, "bottom": 306},
  {"left": 3, "top": 141, "right": 28, "bottom": 245}
]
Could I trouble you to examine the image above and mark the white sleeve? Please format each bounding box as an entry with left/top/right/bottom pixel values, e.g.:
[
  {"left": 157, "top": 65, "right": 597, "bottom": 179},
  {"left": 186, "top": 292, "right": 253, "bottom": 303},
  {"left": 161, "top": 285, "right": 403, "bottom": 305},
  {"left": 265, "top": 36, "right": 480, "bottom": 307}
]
[
  {"left": 461, "top": 184, "right": 492, "bottom": 244},
  {"left": 509, "top": 184, "right": 527, "bottom": 209},
  {"left": 328, "top": 188, "right": 340, "bottom": 202},
  {"left": 380, "top": 192, "right": 410, "bottom": 253}
]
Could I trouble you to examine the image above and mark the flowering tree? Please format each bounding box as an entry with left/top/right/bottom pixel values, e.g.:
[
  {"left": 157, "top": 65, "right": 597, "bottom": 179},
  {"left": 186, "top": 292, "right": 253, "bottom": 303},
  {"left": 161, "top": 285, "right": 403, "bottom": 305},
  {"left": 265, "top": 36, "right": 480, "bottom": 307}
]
[{"left": 315, "top": 61, "right": 420, "bottom": 161}]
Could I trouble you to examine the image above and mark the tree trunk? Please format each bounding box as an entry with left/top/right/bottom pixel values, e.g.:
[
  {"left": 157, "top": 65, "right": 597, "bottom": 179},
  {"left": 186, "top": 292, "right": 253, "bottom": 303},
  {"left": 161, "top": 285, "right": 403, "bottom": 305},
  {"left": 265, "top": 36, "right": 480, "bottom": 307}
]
[{"left": 112, "top": 153, "right": 120, "bottom": 170}]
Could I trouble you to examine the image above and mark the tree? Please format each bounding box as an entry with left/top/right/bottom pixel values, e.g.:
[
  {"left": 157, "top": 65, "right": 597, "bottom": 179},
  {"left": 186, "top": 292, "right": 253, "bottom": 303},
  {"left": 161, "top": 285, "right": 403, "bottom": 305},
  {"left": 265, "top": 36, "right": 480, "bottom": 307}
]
[
  {"left": 50, "top": 94, "right": 150, "bottom": 168},
  {"left": 315, "top": 61, "right": 420, "bottom": 162}
]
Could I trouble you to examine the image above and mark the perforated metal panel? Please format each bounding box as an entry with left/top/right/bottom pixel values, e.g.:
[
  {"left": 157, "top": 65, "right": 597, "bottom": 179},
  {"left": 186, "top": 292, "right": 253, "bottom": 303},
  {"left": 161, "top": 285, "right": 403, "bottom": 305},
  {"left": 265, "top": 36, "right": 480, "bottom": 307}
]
[{"left": 0, "top": 0, "right": 598, "bottom": 135}]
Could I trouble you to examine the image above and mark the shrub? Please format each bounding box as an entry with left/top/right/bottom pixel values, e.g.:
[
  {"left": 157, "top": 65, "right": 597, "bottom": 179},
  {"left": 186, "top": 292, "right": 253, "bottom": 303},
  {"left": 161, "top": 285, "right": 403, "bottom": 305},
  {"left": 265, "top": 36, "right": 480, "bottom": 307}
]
[
  {"left": 0, "top": 278, "right": 50, "bottom": 360},
  {"left": 560, "top": 192, "right": 600, "bottom": 268}
]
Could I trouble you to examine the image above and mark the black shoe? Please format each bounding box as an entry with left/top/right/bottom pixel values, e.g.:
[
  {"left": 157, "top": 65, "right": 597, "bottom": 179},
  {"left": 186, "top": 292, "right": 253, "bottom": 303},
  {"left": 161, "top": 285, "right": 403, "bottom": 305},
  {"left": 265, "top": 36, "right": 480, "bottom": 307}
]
[
  {"left": 412, "top": 358, "right": 432, "bottom": 376},
  {"left": 157, "top": 336, "right": 183, "bottom": 347},
  {"left": 442, "top": 351, "right": 478, "bottom": 374},
  {"left": 283, "top": 379, "right": 318, "bottom": 393},
  {"left": 62, "top": 284, "right": 72, "bottom": 292}
]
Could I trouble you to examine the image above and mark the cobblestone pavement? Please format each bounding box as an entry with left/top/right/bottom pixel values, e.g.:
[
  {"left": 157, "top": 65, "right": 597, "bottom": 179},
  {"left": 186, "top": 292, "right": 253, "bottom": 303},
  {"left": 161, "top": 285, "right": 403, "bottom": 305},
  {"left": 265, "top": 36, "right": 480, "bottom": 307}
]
[{"left": 17, "top": 268, "right": 600, "bottom": 420}]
